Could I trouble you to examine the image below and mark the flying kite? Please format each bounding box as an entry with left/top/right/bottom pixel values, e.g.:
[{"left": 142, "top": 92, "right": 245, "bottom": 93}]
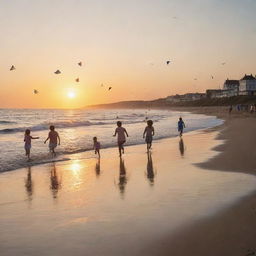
[
  {"left": 10, "top": 65, "right": 15, "bottom": 71},
  {"left": 78, "top": 62, "right": 82, "bottom": 66},
  {"left": 54, "top": 70, "right": 61, "bottom": 74}
]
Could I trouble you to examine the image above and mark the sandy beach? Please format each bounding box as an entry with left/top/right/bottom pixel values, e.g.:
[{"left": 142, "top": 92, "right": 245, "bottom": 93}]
[{"left": 0, "top": 108, "right": 256, "bottom": 256}]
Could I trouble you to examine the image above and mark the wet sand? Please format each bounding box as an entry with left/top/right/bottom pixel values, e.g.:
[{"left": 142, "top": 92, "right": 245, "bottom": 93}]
[{"left": 1, "top": 116, "right": 256, "bottom": 255}]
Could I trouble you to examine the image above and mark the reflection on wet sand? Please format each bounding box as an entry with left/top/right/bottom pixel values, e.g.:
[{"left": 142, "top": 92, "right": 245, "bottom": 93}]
[
  {"left": 25, "top": 166, "right": 33, "bottom": 201},
  {"left": 95, "top": 159, "right": 101, "bottom": 177},
  {"left": 146, "top": 152, "right": 155, "bottom": 185},
  {"left": 118, "top": 158, "right": 127, "bottom": 196},
  {"left": 179, "top": 138, "right": 185, "bottom": 157},
  {"left": 50, "top": 163, "right": 61, "bottom": 199}
]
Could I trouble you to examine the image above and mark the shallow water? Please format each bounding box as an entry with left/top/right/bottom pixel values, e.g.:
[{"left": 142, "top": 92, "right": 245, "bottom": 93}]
[
  {"left": 0, "top": 109, "right": 223, "bottom": 172},
  {"left": 0, "top": 131, "right": 255, "bottom": 256}
]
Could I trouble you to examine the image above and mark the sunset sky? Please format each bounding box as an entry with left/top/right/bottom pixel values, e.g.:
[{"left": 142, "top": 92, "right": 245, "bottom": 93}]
[{"left": 1, "top": 0, "right": 256, "bottom": 109}]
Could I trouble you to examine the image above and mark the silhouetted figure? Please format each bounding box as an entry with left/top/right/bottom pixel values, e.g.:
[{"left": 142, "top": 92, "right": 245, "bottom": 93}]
[
  {"left": 143, "top": 120, "right": 155, "bottom": 151},
  {"left": 50, "top": 164, "right": 61, "bottom": 199},
  {"left": 118, "top": 158, "right": 127, "bottom": 195},
  {"left": 146, "top": 152, "right": 155, "bottom": 185},
  {"left": 93, "top": 137, "right": 101, "bottom": 158},
  {"left": 44, "top": 125, "right": 60, "bottom": 157},
  {"left": 95, "top": 159, "right": 101, "bottom": 177},
  {"left": 25, "top": 167, "right": 33, "bottom": 201},
  {"left": 113, "top": 121, "right": 129, "bottom": 157},
  {"left": 178, "top": 117, "right": 185, "bottom": 137},
  {"left": 229, "top": 105, "right": 233, "bottom": 114},
  {"left": 179, "top": 138, "right": 185, "bottom": 156}
]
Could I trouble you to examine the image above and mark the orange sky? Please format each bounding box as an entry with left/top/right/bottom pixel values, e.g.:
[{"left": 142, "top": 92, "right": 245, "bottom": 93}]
[{"left": 1, "top": 0, "right": 256, "bottom": 109}]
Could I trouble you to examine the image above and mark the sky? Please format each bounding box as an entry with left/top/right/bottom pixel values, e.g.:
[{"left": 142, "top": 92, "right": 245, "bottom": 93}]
[{"left": 0, "top": 0, "right": 256, "bottom": 108}]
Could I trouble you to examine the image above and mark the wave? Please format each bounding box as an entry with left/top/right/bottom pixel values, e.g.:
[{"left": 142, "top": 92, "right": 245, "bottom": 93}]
[
  {"left": 0, "top": 119, "right": 151, "bottom": 134},
  {"left": 0, "top": 120, "right": 16, "bottom": 124}
]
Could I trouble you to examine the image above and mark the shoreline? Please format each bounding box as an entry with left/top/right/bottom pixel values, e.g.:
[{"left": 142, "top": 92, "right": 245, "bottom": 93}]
[{"left": 1, "top": 106, "right": 256, "bottom": 255}]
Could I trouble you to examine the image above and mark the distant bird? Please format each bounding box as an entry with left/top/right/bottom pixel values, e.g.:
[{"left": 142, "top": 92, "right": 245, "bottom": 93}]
[
  {"left": 54, "top": 70, "right": 61, "bottom": 74},
  {"left": 211, "top": 75, "right": 214, "bottom": 79},
  {"left": 166, "top": 60, "right": 171, "bottom": 65},
  {"left": 172, "top": 16, "right": 178, "bottom": 19},
  {"left": 101, "top": 83, "right": 104, "bottom": 87},
  {"left": 33, "top": 89, "right": 39, "bottom": 94},
  {"left": 10, "top": 65, "right": 15, "bottom": 71},
  {"left": 78, "top": 62, "right": 82, "bottom": 66},
  {"left": 108, "top": 87, "right": 112, "bottom": 91},
  {"left": 75, "top": 78, "right": 79, "bottom": 82},
  {"left": 221, "top": 62, "right": 226, "bottom": 65},
  {"left": 194, "top": 78, "right": 197, "bottom": 80}
]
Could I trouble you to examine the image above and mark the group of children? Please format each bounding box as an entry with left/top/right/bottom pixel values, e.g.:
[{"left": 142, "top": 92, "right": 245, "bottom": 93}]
[{"left": 24, "top": 118, "right": 186, "bottom": 161}]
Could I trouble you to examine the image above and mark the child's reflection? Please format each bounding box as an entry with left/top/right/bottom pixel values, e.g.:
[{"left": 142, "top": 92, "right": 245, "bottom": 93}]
[
  {"left": 146, "top": 152, "right": 155, "bottom": 185},
  {"left": 50, "top": 163, "right": 61, "bottom": 199},
  {"left": 25, "top": 166, "right": 33, "bottom": 201},
  {"left": 179, "top": 138, "right": 185, "bottom": 157},
  {"left": 118, "top": 158, "right": 127, "bottom": 196}
]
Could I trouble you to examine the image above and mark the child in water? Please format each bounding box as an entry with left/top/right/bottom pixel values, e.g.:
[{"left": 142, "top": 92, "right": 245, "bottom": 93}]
[
  {"left": 93, "top": 137, "right": 101, "bottom": 158},
  {"left": 113, "top": 121, "right": 129, "bottom": 157},
  {"left": 143, "top": 120, "right": 155, "bottom": 151},
  {"left": 24, "top": 129, "right": 39, "bottom": 161},
  {"left": 178, "top": 117, "right": 185, "bottom": 137},
  {"left": 44, "top": 125, "right": 60, "bottom": 157}
]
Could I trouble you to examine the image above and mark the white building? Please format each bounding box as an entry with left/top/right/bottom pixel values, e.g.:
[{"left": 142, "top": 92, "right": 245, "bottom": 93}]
[
  {"left": 239, "top": 74, "right": 256, "bottom": 96},
  {"left": 223, "top": 79, "right": 239, "bottom": 96}
]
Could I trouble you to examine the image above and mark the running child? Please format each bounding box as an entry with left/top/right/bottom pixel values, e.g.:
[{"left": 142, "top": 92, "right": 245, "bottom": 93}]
[
  {"left": 93, "top": 137, "right": 101, "bottom": 158},
  {"left": 113, "top": 121, "right": 129, "bottom": 157},
  {"left": 178, "top": 117, "right": 185, "bottom": 137},
  {"left": 24, "top": 129, "right": 39, "bottom": 161},
  {"left": 44, "top": 125, "right": 60, "bottom": 156},
  {"left": 143, "top": 120, "right": 154, "bottom": 151}
]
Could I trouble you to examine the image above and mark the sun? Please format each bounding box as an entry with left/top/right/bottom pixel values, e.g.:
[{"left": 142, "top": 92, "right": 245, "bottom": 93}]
[{"left": 67, "top": 90, "right": 76, "bottom": 99}]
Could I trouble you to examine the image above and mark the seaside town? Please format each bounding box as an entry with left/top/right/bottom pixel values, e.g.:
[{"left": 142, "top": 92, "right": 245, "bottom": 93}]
[{"left": 166, "top": 74, "right": 256, "bottom": 102}]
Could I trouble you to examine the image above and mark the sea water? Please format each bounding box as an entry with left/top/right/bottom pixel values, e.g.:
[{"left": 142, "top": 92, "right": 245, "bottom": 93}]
[{"left": 0, "top": 108, "right": 223, "bottom": 172}]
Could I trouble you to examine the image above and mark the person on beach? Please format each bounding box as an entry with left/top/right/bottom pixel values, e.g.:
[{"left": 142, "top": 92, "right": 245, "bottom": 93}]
[
  {"left": 113, "top": 121, "right": 129, "bottom": 157},
  {"left": 178, "top": 117, "right": 185, "bottom": 137},
  {"left": 24, "top": 129, "right": 39, "bottom": 161},
  {"left": 93, "top": 137, "right": 101, "bottom": 158},
  {"left": 143, "top": 120, "right": 155, "bottom": 151},
  {"left": 229, "top": 105, "right": 233, "bottom": 114},
  {"left": 44, "top": 125, "right": 60, "bottom": 157}
]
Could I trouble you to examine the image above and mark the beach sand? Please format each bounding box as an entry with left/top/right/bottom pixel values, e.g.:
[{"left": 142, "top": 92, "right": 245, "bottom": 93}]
[{"left": 0, "top": 110, "right": 256, "bottom": 256}]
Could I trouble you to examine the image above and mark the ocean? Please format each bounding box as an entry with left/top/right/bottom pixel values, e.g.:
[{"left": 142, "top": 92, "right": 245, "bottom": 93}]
[{"left": 0, "top": 108, "right": 223, "bottom": 172}]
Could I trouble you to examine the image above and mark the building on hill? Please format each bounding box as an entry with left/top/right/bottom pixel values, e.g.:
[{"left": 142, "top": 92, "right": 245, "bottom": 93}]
[
  {"left": 223, "top": 79, "right": 239, "bottom": 96},
  {"left": 239, "top": 74, "right": 256, "bottom": 96},
  {"left": 206, "top": 89, "right": 223, "bottom": 98},
  {"left": 166, "top": 93, "right": 206, "bottom": 102}
]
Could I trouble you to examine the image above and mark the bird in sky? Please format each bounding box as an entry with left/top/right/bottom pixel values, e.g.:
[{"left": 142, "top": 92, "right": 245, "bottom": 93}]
[
  {"left": 33, "top": 89, "right": 39, "bottom": 94},
  {"left": 211, "top": 75, "right": 214, "bottom": 79},
  {"left": 221, "top": 62, "right": 226, "bottom": 65},
  {"left": 194, "top": 78, "right": 197, "bottom": 80},
  {"left": 75, "top": 78, "right": 79, "bottom": 82},
  {"left": 10, "top": 65, "right": 15, "bottom": 71},
  {"left": 108, "top": 87, "right": 112, "bottom": 91},
  {"left": 166, "top": 60, "right": 171, "bottom": 65},
  {"left": 54, "top": 70, "right": 61, "bottom": 74},
  {"left": 78, "top": 62, "right": 82, "bottom": 66},
  {"left": 101, "top": 83, "right": 104, "bottom": 87}
]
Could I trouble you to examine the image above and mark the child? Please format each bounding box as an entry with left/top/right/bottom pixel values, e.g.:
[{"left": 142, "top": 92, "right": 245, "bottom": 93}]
[
  {"left": 113, "top": 121, "right": 129, "bottom": 157},
  {"left": 24, "top": 129, "right": 39, "bottom": 161},
  {"left": 143, "top": 120, "right": 154, "bottom": 151},
  {"left": 93, "top": 137, "right": 101, "bottom": 158},
  {"left": 44, "top": 125, "right": 60, "bottom": 157},
  {"left": 178, "top": 117, "right": 185, "bottom": 137}
]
